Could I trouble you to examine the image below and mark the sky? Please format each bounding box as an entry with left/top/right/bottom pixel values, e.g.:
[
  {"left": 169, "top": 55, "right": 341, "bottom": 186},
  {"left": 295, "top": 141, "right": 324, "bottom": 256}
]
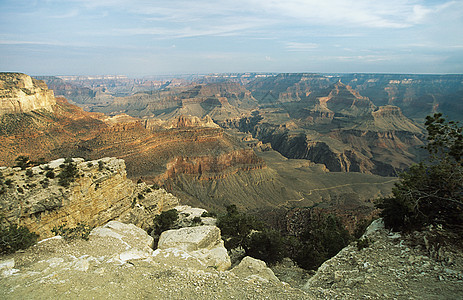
[{"left": 0, "top": 0, "right": 462, "bottom": 76}]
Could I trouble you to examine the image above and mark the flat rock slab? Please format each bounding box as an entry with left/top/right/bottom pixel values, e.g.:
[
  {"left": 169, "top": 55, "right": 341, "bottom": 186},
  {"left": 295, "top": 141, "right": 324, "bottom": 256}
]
[{"left": 158, "top": 225, "right": 221, "bottom": 252}]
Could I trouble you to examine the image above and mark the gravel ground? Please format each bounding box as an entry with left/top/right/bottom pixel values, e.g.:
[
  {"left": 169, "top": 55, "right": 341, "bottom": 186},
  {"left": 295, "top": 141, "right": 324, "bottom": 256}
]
[{"left": 0, "top": 235, "right": 312, "bottom": 300}]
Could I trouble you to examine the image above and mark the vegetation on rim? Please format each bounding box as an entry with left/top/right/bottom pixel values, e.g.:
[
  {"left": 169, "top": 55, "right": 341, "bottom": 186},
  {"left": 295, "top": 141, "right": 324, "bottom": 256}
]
[{"left": 376, "top": 113, "right": 463, "bottom": 237}]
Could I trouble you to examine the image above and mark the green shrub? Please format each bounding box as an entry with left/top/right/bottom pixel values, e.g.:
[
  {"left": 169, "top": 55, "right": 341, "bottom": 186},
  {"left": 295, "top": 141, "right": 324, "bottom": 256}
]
[
  {"left": 243, "top": 229, "right": 285, "bottom": 265},
  {"left": 58, "top": 161, "right": 78, "bottom": 187},
  {"left": 45, "top": 170, "right": 55, "bottom": 179},
  {"left": 217, "top": 205, "right": 263, "bottom": 250},
  {"left": 191, "top": 216, "right": 203, "bottom": 226},
  {"left": 152, "top": 209, "right": 179, "bottom": 236},
  {"left": 0, "top": 224, "right": 38, "bottom": 254},
  {"left": 293, "top": 214, "right": 352, "bottom": 270},
  {"left": 51, "top": 223, "right": 93, "bottom": 240},
  {"left": 14, "top": 155, "right": 31, "bottom": 170},
  {"left": 25, "top": 169, "right": 33, "bottom": 177},
  {"left": 201, "top": 211, "right": 217, "bottom": 218}
]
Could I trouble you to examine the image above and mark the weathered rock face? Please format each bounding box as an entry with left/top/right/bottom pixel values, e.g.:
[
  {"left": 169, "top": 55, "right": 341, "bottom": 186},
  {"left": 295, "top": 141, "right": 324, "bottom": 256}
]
[
  {"left": 163, "top": 149, "right": 265, "bottom": 180},
  {"left": 0, "top": 73, "right": 55, "bottom": 115},
  {"left": 157, "top": 225, "right": 231, "bottom": 271},
  {"left": 0, "top": 157, "right": 179, "bottom": 239}
]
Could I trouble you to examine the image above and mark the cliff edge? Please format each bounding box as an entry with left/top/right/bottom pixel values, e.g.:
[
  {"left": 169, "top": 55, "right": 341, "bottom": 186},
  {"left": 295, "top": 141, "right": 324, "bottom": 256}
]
[
  {"left": 0, "top": 157, "right": 179, "bottom": 239},
  {"left": 0, "top": 73, "right": 55, "bottom": 115}
]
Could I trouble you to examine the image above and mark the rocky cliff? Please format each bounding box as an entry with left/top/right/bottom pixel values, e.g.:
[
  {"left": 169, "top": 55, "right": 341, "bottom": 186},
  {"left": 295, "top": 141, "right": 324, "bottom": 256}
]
[
  {"left": 0, "top": 73, "right": 55, "bottom": 116},
  {"left": 0, "top": 157, "right": 179, "bottom": 239}
]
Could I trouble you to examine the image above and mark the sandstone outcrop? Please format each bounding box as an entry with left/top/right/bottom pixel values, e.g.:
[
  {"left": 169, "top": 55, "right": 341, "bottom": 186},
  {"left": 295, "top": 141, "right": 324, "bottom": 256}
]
[
  {"left": 0, "top": 73, "right": 55, "bottom": 115},
  {"left": 0, "top": 157, "right": 179, "bottom": 239}
]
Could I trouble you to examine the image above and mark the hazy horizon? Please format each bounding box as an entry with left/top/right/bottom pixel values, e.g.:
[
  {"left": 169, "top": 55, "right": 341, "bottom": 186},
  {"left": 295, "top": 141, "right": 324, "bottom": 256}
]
[{"left": 1, "top": 0, "right": 462, "bottom": 76}]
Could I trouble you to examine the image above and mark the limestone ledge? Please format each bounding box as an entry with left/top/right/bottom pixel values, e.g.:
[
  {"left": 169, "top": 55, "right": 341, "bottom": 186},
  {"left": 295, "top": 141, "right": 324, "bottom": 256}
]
[{"left": 0, "top": 157, "right": 179, "bottom": 239}]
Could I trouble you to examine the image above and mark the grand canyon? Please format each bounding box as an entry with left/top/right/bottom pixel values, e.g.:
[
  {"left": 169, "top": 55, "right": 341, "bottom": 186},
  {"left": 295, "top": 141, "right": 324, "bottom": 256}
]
[{"left": 1, "top": 72, "right": 462, "bottom": 299}]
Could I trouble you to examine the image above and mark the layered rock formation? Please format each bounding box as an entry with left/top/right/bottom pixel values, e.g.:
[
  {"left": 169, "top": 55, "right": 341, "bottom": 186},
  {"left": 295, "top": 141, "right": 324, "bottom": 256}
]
[
  {"left": 0, "top": 157, "right": 179, "bottom": 239},
  {"left": 222, "top": 81, "right": 425, "bottom": 176},
  {"left": 0, "top": 73, "right": 55, "bottom": 115}
]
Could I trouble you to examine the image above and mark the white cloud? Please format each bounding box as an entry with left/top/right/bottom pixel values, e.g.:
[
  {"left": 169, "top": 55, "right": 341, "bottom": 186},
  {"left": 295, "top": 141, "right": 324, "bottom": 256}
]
[{"left": 286, "top": 42, "right": 318, "bottom": 51}]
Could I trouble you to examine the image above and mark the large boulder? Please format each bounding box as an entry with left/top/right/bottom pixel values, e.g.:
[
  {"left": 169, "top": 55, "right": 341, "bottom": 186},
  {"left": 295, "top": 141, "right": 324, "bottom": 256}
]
[
  {"left": 90, "top": 221, "right": 154, "bottom": 262},
  {"left": 157, "top": 225, "right": 231, "bottom": 271},
  {"left": 158, "top": 225, "right": 220, "bottom": 252},
  {"left": 232, "top": 256, "right": 280, "bottom": 284}
]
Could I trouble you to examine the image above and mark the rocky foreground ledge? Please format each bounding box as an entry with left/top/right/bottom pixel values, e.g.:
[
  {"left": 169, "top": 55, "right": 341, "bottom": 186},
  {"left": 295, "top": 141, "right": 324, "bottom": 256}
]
[
  {"left": 0, "top": 221, "right": 309, "bottom": 299},
  {"left": 2, "top": 218, "right": 463, "bottom": 299},
  {"left": 305, "top": 220, "right": 463, "bottom": 299}
]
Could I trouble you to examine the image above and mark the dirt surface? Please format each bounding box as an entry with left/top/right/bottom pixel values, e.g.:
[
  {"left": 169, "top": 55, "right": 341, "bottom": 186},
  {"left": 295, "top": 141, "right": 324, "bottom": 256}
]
[{"left": 305, "top": 220, "right": 463, "bottom": 299}]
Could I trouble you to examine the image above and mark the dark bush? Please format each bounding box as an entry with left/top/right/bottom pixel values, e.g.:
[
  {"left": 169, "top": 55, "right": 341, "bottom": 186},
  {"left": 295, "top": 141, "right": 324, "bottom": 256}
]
[
  {"left": 0, "top": 224, "right": 38, "bottom": 254},
  {"left": 152, "top": 209, "right": 179, "bottom": 236},
  {"left": 58, "top": 161, "right": 78, "bottom": 187},
  {"left": 201, "top": 211, "right": 217, "bottom": 218},
  {"left": 45, "top": 170, "right": 55, "bottom": 179},
  {"left": 293, "top": 214, "right": 352, "bottom": 270},
  {"left": 191, "top": 216, "right": 203, "bottom": 226},
  {"left": 25, "top": 169, "right": 33, "bottom": 177},
  {"left": 243, "top": 229, "right": 286, "bottom": 265},
  {"left": 14, "top": 155, "right": 31, "bottom": 170},
  {"left": 217, "top": 205, "right": 263, "bottom": 249}
]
